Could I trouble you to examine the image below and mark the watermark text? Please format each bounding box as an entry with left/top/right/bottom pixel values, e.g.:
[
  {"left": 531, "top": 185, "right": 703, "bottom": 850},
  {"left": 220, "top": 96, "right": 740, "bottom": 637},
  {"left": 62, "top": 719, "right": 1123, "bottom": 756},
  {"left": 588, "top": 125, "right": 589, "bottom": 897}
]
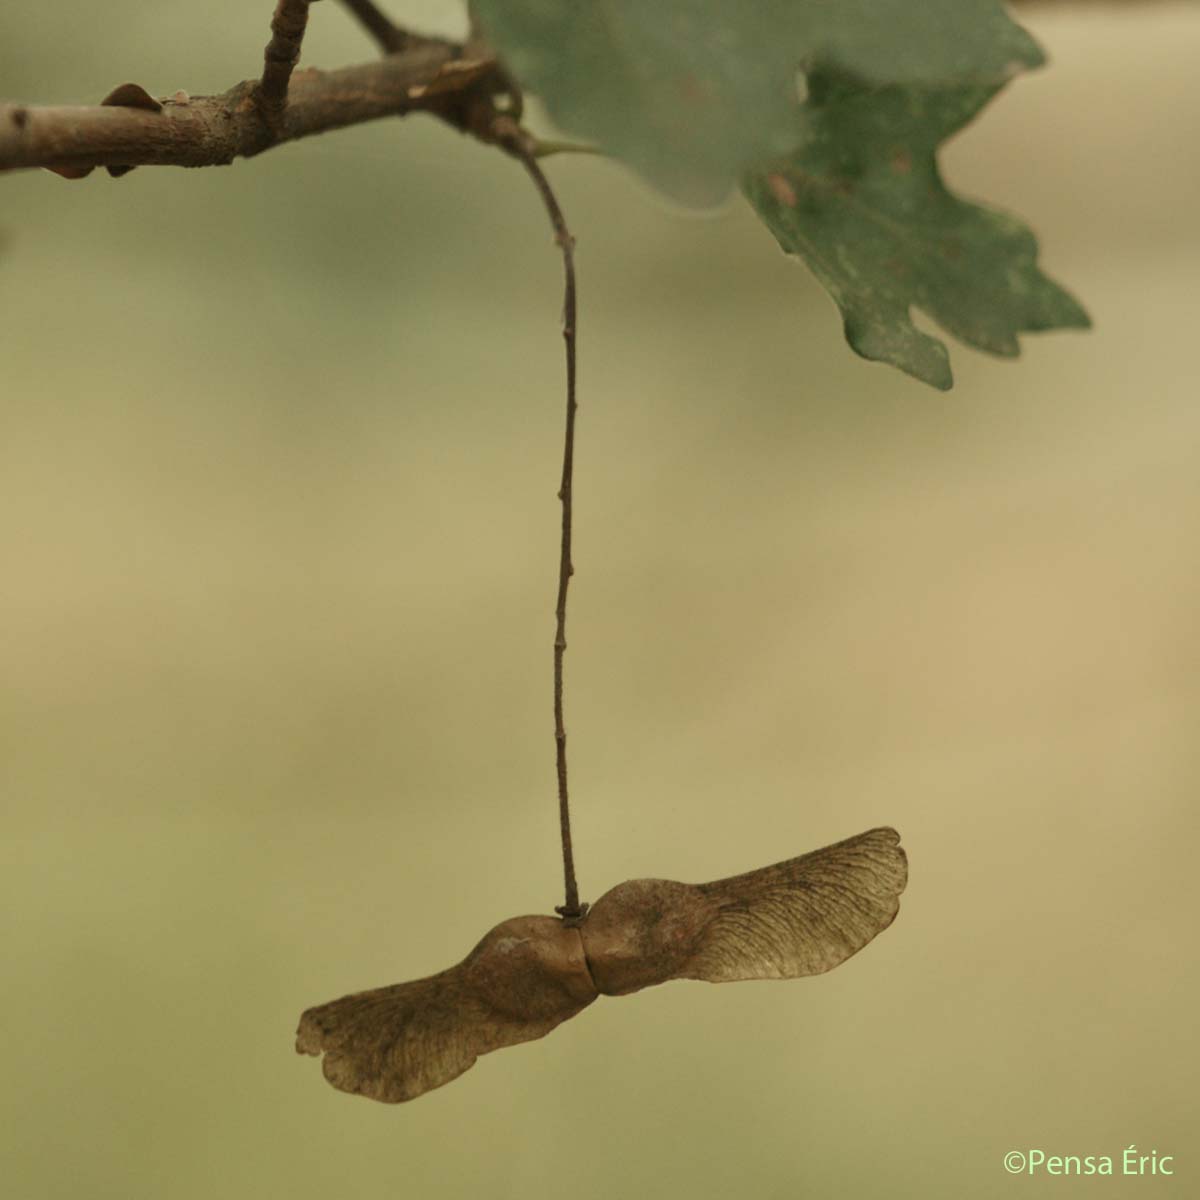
[{"left": 1003, "top": 1146, "right": 1174, "bottom": 1177}]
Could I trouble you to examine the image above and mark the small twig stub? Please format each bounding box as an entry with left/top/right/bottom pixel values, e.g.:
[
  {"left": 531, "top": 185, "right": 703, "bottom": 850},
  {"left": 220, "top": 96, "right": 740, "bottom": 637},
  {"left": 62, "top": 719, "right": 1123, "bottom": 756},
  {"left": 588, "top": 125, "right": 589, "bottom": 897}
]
[{"left": 261, "top": 0, "right": 317, "bottom": 112}]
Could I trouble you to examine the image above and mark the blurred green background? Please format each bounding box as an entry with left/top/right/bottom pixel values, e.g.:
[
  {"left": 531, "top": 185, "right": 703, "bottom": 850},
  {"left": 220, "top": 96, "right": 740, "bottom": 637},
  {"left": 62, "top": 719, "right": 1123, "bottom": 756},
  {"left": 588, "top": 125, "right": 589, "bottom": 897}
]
[{"left": 2, "top": 3, "right": 1198, "bottom": 1197}]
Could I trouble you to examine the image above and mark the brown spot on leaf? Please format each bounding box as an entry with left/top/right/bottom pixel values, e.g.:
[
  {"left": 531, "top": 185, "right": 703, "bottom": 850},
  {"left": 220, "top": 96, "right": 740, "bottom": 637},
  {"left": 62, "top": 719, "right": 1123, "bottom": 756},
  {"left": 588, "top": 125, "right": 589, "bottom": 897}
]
[
  {"left": 767, "top": 172, "right": 798, "bottom": 208},
  {"left": 679, "top": 73, "right": 713, "bottom": 108},
  {"left": 890, "top": 148, "right": 913, "bottom": 174},
  {"left": 11, "top": 107, "right": 29, "bottom": 129}
]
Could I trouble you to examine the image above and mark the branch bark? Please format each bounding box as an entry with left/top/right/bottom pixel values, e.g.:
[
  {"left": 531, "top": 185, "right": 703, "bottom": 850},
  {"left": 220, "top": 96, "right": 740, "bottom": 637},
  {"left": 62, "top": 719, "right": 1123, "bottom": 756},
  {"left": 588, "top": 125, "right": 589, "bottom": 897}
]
[{"left": 0, "top": 38, "right": 500, "bottom": 176}]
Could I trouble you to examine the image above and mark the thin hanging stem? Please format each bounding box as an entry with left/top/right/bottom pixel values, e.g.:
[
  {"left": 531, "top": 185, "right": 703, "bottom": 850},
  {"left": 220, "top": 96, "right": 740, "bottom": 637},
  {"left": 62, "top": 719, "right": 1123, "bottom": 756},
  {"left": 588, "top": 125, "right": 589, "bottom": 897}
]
[{"left": 493, "top": 119, "right": 583, "bottom": 922}]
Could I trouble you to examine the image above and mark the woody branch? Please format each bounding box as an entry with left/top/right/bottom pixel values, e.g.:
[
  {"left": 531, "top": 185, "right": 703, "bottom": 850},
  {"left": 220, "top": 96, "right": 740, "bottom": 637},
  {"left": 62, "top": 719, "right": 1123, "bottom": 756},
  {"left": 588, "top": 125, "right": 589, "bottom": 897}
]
[{"left": 0, "top": 6, "right": 504, "bottom": 176}]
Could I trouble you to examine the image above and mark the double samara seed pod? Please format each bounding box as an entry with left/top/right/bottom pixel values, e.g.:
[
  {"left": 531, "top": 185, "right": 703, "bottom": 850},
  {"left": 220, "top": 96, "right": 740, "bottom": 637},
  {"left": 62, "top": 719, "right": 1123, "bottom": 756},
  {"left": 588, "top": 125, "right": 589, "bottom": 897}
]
[{"left": 296, "top": 826, "right": 907, "bottom": 1103}]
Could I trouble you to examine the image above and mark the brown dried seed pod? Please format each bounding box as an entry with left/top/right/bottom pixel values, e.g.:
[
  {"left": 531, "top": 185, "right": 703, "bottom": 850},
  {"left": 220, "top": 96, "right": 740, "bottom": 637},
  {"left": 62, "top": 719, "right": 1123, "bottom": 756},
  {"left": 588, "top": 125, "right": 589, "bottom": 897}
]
[
  {"left": 296, "top": 915, "right": 596, "bottom": 1103},
  {"left": 582, "top": 825, "right": 908, "bottom": 993},
  {"left": 296, "top": 827, "right": 907, "bottom": 1103}
]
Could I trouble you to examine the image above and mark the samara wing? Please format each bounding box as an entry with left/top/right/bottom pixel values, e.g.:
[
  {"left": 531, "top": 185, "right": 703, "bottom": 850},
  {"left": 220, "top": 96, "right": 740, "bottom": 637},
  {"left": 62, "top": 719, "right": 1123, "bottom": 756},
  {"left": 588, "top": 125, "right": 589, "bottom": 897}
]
[
  {"left": 296, "top": 915, "right": 596, "bottom": 1103},
  {"left": 581, "top": 827, "right": 907, "bottom": 994}
]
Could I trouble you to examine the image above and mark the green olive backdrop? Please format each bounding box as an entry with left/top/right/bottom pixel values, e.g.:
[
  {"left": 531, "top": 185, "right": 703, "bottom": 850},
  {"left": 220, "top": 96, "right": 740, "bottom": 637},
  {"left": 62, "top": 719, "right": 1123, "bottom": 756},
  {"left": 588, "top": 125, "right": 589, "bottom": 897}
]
[{"left": 2, "top": 3, "right": 1197, "bottom": 1197}]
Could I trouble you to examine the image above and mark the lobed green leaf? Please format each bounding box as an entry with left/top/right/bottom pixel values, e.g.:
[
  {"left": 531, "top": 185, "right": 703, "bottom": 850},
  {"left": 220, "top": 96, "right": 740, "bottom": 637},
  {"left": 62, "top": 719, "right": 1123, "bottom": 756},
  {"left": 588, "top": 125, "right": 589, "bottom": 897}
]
[
  {"left": 743, "top": 74, "right": 1090, "bottom": 388},
  {"left": 473, "top": 0, "right": 1089, "bottom": 386},
  {"left": 471, "top": 0, "right": 1044, "bottom": 203}
]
